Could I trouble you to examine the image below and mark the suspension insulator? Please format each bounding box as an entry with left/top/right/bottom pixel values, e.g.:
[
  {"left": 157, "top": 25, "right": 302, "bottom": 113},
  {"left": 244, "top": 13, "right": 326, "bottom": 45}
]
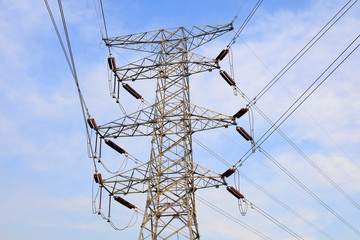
[
  {"left": 220, "top": 70, "right": 236, "bottom": 86},
  {"left": 108, "top": 57, "right": 116, "bottom": 70},
  {"left": 233, "top": 108, "right": 248, "bottom": 119},
  {"left": 123, "top": 83, "right": 142, "bottom": 99},
  {"left": 236, "top": 127, "right": 253, "bottom": 141},
  {"left": 216, "top": 49, "right": 229, "bottom": 61},
  {"left": 87, "top": 118, "right": 94, "bottom": 129},
  {"left": 227, "top": 186, "right": 245, "bottom": 199},
  {"left": 221, "top": 168, "right": 236, "bottom": 178},
  {"left": 105, "top": 139, "right": 126, "bottom": 154},
  {"left": 87, "top": 118, "right": 98, "bottom": 130},
  {"left": 94, "top": 173, "right": 103, "bottom": 184},
  {"left": 114, "top": 196, "right": 136, "bottom": 209}
]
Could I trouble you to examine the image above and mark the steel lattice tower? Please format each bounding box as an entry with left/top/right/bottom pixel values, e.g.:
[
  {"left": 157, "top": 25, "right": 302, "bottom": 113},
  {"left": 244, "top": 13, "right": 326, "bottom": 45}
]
[{"left": 94, "top": 23, "right": 236, "bottom": 239}]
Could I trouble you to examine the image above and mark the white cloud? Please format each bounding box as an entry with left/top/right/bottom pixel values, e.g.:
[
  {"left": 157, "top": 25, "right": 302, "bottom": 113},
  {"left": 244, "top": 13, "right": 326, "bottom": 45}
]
[{"left": 1, "top": 0, "right": 360, "bottom": 239}]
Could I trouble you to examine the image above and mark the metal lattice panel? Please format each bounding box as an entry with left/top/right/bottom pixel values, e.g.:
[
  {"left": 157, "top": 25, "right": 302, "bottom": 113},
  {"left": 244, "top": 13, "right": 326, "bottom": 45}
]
[
  {"left": 104, "top": 23, "right": 233, "bottom": 53},
  {"left": 98, "top": 103, "right": 235, "bottom": 138}
]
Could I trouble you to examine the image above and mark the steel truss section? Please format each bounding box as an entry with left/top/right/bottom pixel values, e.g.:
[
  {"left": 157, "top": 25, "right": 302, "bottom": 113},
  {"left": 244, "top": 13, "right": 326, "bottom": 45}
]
[
  {"left": 104, "top": 23, "right": 234, "bottom": 53},
  {"left": 101, "top": 161, "right": 227, "bottom": 195},
  {"left": 94, "top": 23, "right": 234, "bottom": 240},
  {"left": 97, "top": 102, "right": 236, "bottom": 138},
  {"left": 111, "top": 52, "right": 220, "bottom": 82}
]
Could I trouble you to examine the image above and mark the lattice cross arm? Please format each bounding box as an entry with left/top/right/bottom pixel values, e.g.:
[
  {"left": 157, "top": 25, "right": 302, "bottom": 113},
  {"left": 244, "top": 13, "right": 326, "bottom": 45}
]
[
  {"left": 104, "top": 23, "right": 233, "bottom": 53},
  {"left": 112, "top": 52, "right": 220, "bottom": 82},
  {"left": 96, "top": 103, "right": 236, "bottom": 138}
]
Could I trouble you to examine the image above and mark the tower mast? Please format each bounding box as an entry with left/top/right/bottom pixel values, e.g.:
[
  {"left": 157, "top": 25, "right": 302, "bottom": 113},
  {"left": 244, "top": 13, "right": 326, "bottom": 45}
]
[{"left": 95, "top": 23, "right": 235, "bottom": 239}]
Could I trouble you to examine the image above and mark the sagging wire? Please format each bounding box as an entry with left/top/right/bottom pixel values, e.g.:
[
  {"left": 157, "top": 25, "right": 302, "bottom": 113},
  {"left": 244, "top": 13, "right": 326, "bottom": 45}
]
[
  {"left": 233, "top": 170, "right": 248, "bottom": 216},
  {"left": 92, "top": 185, "right": 188, "bottom": 236},
  {"left": 92, "top": 178, "right": 101, "bottom": 214},
  {"left": 93, "top": 136, "right": 145, "bottom": 174},
  {"left": 102, "top": 197, "right": 139, "bottom": 231},
  {"left": 247, "top": 106, "right": 256, "bottom": 153},
  {"left": 99, "top": 156, "right": 128, "bottom": 175},
  {"left": 92, "top": 178, "right": 139, "bottom": 231},
  {"left": 44, "top": 0, "right": 98, "bottom": 171},
  {"left": 96, "top": 148, "right": 146, "bottom": 174},
  {"left": 228, "top": 47, "right": 240, "bottom": 96}
]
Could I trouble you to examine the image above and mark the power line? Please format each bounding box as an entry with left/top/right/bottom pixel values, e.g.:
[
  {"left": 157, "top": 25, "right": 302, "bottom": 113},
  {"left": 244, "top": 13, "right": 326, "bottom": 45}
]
[
  {"left": 224, "top": 33, "right": 360, "bottom": 236},
  {"left": 240, "top": 173, "right": 337, "bottom": 240},
  {"left": 99, "top": 0, "right": 109, "bottom": 39},
  {"left": 259, "top": 147, "right": 360, "bottom": 237},
  {"left": 44, "top": 0, "right": 97, "bottom": 171},
  {"left": 196, "top": 195, "right": 272, "bottom": 240},
  {"left": 235, "top": 34, "right": 360, "bottom": 168},
  {"left": 243, "top": 35, "right": 360, "bottom": 171},
  {"left": 240, "top": 100, "right": 360, "bottom": 211},
  {"left": 193, "top": 137, "right": 337, "bottom": 240},
  {"left": 224, "top": 32, "right": 360, "bottom": 210},
  {"left": 248, "top": 0, "right": 358, "bottom": 106},
  {"left": 198, "top": 185, "right": 304, "bottom": 239},
  {"left": 229, "top": 39, "right": 360, "bottom": 234},
  {"left": 197, "top": 135, "right": 357, "bottom": 236},
  {"left": 231, "top": 0, "right": 248, "bottom": 25},
  {"left": 227, "top": 0, "right": 263, "bottom": 48},
  {"left": 236, "top": 0, "right": 360, "bottom": 170},
  {"left": 250, "top": 203, "right": 304, "bottom": 240}
]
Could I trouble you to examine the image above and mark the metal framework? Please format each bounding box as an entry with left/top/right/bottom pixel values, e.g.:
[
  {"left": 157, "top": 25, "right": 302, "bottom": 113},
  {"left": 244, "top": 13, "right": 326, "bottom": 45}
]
[{"left": 93, "top": 23, "right": 236, "bottom": 239}]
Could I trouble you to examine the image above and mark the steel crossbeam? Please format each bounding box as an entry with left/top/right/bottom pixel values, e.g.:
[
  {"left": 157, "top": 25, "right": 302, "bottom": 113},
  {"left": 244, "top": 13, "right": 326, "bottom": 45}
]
[
  {"left": 98, "top": 103, "right": 235, "bottom": 138},
  {"left": 104, "top": 23, "right": 233, "bottom": 53}
]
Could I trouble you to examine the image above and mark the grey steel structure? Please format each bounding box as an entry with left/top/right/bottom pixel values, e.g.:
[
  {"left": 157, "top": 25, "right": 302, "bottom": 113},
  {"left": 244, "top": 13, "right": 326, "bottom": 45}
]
[{"left": 94, "top": 23, "right": 236, "bottom": 239}]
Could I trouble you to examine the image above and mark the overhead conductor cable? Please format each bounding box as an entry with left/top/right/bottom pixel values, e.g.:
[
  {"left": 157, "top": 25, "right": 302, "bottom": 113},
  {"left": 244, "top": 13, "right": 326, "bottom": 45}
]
[{"left": 194, "top": 137, "right": 337, "bottom": 240}]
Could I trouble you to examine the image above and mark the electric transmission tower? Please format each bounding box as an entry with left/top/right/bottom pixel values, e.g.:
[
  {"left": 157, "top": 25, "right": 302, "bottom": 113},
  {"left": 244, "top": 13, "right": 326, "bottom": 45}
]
[{"left": 91, "top": 23, "right": 240, "bottom": 239}]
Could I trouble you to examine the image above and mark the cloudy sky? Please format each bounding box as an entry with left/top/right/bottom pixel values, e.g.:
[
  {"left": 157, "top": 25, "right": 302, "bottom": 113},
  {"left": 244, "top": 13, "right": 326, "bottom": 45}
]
[{"left": 1, "top": 0, "right": 360, "bottom": 239}]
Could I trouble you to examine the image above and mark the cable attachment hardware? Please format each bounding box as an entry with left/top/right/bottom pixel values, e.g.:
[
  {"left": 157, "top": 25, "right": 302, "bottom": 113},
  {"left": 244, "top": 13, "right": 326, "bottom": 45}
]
[
  {"left": 221, "top": 168, "right": 236, "bottom": 178},
  {"left": 87, "top": 118, "right": 98, "bottom": 130},
  {"left": 94, "top": 173, "right": 103, "bottom": 184},
  {"left": 236, "top": 126, "right": 253, "bottom": 141},
  {"left": 122, "top": 83, "right": 142, "bottom": 100},
  {"left": 233, "top": 108, "right": 248, "bottom": 119},
  {"left": 216, "top": 49, "right": 230, "bottom": 62},
  {"left": 226, "top": 186, "right": 248, "bottom": 216},
  {"left": 220, "top": 70, "right": 236, "bottom": 86},
  {"left": 233, "top": 85, "right": 240, "bottom": 96},
  {"left": 108, "top": 56, "right": 117, "bottom": 71},
  {"left": 114, "top": 196, "right": 136, "bottom": 209}
]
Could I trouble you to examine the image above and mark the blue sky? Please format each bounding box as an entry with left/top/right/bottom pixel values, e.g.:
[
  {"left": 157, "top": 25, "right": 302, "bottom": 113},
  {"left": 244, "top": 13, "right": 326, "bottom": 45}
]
[{"left": 0, "top": 0, "right": 360, "bottom": 239}]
